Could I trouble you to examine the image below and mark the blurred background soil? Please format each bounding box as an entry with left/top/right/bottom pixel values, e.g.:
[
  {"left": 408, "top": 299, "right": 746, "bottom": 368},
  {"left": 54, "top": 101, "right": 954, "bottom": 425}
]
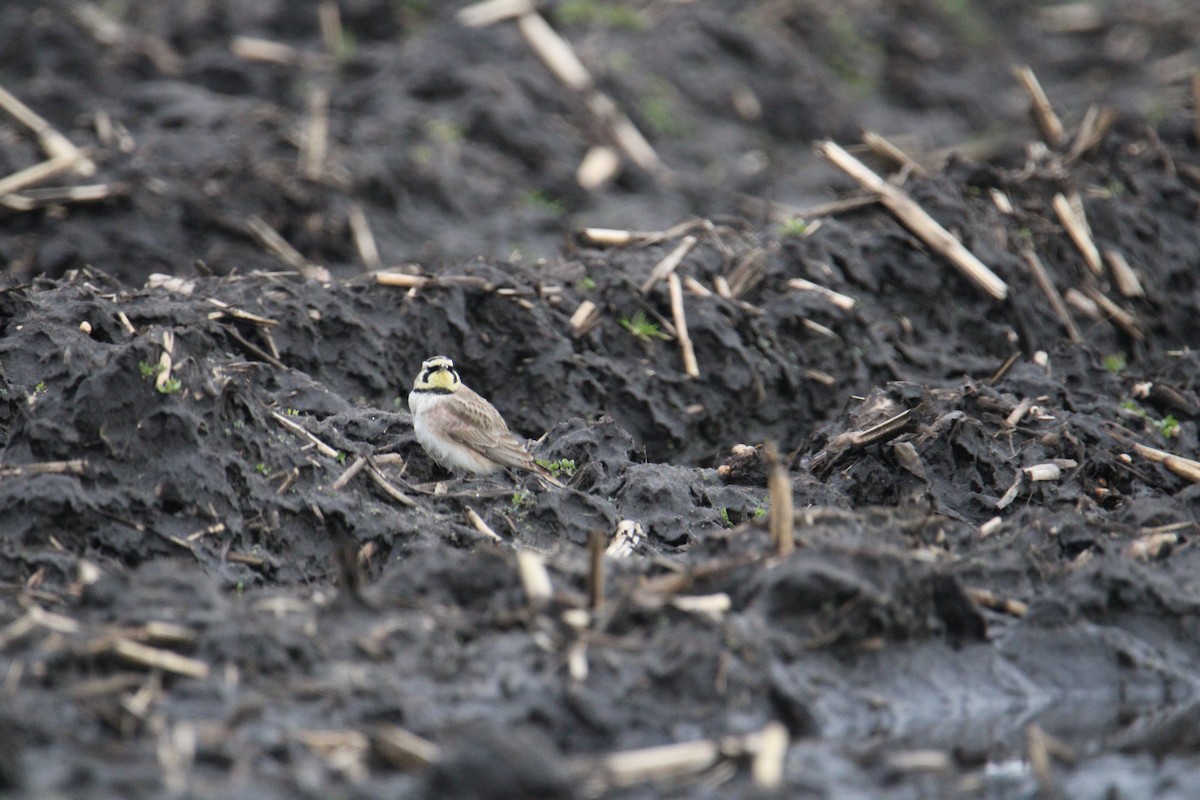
[{"left": 2, "top": 2, "right": 1200, "bottom": 798}]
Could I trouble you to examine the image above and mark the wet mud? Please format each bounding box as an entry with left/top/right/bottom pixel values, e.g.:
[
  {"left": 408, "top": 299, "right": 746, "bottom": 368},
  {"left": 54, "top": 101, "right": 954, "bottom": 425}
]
[{"left": 2, "top": 1, "right": 1200, "bottom": 798}]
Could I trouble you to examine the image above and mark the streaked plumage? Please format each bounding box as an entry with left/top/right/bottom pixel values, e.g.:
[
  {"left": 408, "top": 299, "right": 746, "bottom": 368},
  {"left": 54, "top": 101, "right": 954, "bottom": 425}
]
[{"left": 408, "top": 355, "right": 564, "bottom": 487}]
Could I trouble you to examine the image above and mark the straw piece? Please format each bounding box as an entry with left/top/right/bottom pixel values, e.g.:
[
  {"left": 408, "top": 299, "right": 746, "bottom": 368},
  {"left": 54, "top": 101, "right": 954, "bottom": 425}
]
[
  {"left": 517, "top": 12, "right": 591, "bottom": 91},
  {"left": 818, "top": 141, "right": 1008, "bottom": 300},
  {"left": 1084, "top": 286, "right": 1143, "bottom": 340},
  {"left": 457, "top": 0, "right": 535, "bottom": 27},
  {"left": 1193, "top": 72, "right": 1200, "bottom": 151},
  {"left": 375, "top": 271, "right": 429, "bottom": 289},
  {"left": 1052, "top": 193, "right": 1103, "bottom": 276},
  {"left": 1131, "top": 442, "right": 1200, "bottom": 483},
  {"left": 331, "top": 455, "right": 368, "bottom": 491},
  {"left": 606, "top": 520, "right": 643, "bottom": 558},
  {"left": 764, "top": 441, "right": 793, "bottom": 555},
  {"left": 682, "top": 275, "right": 712, "bottom": 297},
  {"left": 0, "top": 183, "right": 116, "bottom": 211},
  {"left": 107, "top": 638, "right": 210, "bottom": 680},
  {"left": 750, "top": 721, "right": 789, "bottom": 789},
  {"left": 602, "top": 740, "right": 721, "bottom": 788},
  {"left": 577, "top": 145, "right": 621, "bottom": 190},
  {"left": 787, "top": 278, "right": 856, "bottom": 310},
  {"left": 569, "top": 300, "right": 601, "bottom": 336},
  {"left": 862, "top": 130, "right": 926, "bottom": 177},
  {"left": 318, "top": 0, "right": 343, "bottom": 58},
  {"left": 0, "top": 151, "right": 86, "bottom": 196},
  {"left": 1065, "top": 104, "right": 1116, "bottom": 164},
  {"left": 347, "top": 204, "right": 381, "bottom": 270},
  {"left": 301, "top": 87, "right": 330, "bottom": 181},
  {"left": 270, "top": 411, "right": 340, "bottom": 459},
  {"left": 516, "top": 548, "right": 553, "bottom": 604},
  {"left": 464, "top": 506, "right": 502, "bottom": 541},
  {"left": 1015, "top": 67, "right": 1064, "bottom": 146},
  {"left": 154, "top": 330, "right": 176, "bottom": 393},
  {"left": 1023, "top": 463, "right": 1062, "bottom": 482},
  {"left": 667, "top": 274, "right": 700, "bottom": 378},
  {"left": 1104, "top": 249, "right": 1144, "bottom": 298},
  {"left": 246, "top": 216, "right": 331, "bottom": 282},
  {"left": 0, "top": 83, "right": 96, "bottom": 175},
  {"left": 373, "top": 725, "right": 441, "bottom": 768},
  {"left": 594, "top": 92, "right": 663, "bottom": 173},
  {"left": 1063, "top": 288, "right": 1100, "bottom": 319},
  {"left": 1126, "top": 532, "right": 1179, "bottom": 561},
  {"left": 1019, "top": 247, "right": 1082, "bottom": 342},
  {"left": 640, "top": 236, "right": 698, "bottom": 294},
  {"left": 0, "top": 459, "right": 87, "bottom": 478},
  {"left": 578, "top": 228, "right": 639, "bottom": 247},
  {"left": 965, "top": 587, "right": 1028, "bottom": 617}
]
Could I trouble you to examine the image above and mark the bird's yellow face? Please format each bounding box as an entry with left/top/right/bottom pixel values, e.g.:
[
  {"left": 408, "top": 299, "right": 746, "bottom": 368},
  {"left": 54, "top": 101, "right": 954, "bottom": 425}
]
[{"left": 414, "top": 355, "right": 460, "bottom": 393}]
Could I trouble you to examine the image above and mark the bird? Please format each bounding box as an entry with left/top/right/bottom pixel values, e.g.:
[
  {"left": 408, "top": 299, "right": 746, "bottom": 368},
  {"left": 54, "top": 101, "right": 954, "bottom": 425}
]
[{"left": 408, "top": 355, "right": 565, "bottom": 488}]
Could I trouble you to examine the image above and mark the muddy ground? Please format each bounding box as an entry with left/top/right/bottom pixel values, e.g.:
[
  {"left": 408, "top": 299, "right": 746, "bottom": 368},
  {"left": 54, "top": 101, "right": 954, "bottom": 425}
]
[{"left": 2, "top": 1, "right": 1200, "bottom": 798}]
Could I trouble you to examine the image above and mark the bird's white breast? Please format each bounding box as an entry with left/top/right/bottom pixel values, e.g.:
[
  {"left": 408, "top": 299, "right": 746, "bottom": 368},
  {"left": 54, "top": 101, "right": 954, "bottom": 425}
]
[{"left": 409, "top": 390, "right": 499, "bottom": 475}]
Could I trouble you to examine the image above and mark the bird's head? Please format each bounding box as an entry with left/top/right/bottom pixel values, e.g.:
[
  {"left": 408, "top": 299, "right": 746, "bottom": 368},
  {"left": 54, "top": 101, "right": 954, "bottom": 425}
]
[{"left": 414, "top": 355, "right": 461, "bottom": 393}]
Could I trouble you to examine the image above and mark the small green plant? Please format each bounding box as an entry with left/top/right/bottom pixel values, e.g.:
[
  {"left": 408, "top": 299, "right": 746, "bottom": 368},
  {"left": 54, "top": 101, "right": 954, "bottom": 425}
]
[
  {"left": 139, "top": 361, "right": 158, "bottom": 378},
  {"left": 33, "top": 381, "right": 46, "bottom": 394},
  {"left": 777, "top": 218, "right": 808, "bottom": 239},
  {"left": 332, "top": 28, "right": 357, "bottom": 62},
  {"left": 537, "top": 458, "right": 577, "bottom": 479},
  {"left": 511, "top": 490, "right": 533, "bottom": 509},
  {"left": 286, "top": 408, "right": 300, "bottom": 416},
  {"left": 337, "top": 451, "right": 348, "bottom": 465},
  {"left": 256, "top": 462, "right": 269, "bottom": 476},
  {"left": 619, "top": 310, "right": 669, "bottom": 342},
  {"left": 556, "top": 0, "right": 645, "bottom": 29},
  {"left": 1121, "top": 401, "right": 1181, "bottom": 441},
  {"left": 1103, "top": 352, "right": 1127, "bottom": 373},
  {"left": 754, "top": 506, "right": 768, "bottom": 519},
  {"left": 637, "top": 78, "right": 687, "bottom": 138},
  {"left": 718, "top": 507, "right": 733, "bottom": 528},
  {"left": 524, "top": 190, "right": 568, "bottom": 217},
  {"left": 577, "top": 276, "right": 597, "bottom": 292},
  {"left": 425, "top": 117, "right": 464, "bottom": 145},
  {"left": 157, "top": 377, "right": 182, "bottom": 395}
]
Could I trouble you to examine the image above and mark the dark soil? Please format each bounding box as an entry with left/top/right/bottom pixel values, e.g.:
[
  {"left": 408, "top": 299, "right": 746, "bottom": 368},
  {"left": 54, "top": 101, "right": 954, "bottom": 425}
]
[{"left": 3, "top": 1, "right": 1200, "bottom": 798}]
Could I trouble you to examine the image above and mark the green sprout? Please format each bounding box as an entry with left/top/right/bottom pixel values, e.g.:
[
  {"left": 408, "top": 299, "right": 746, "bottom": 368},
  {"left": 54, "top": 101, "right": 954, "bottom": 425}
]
[
  {"left": 619, "top": 310, "right": 669, "bottom": 342},
  {"left": 556, "top": 0, "right": 645, "bottom": 29},
  {"left": 157, "top": 377, "right": 182, "bottom": 395},
  {"left": 33, "top": 381, "right": 46, "bottom": 394},
  {"left": 337, "top": 451, "right": 348, "bottom": 465},
  {"left": 777, "top": 218, "right": 808, "bottom": 239},
  {"left": 1122, "top": 401, "right": 1182, "bottom": 441},
  {"left": 511, "top": 490, "right": 533, "bottom": 509},
  {"left": 718, "top": 507, "right": 733, "bottom": 528},
  {"left": 1103, "top": 353, "right": 1127, "bottom": 374},
  {"left": 577, "top": 276, "right": 597, "bottom": 292},
  {"left": 256, "top": 463, "right": 269, "bottom": 476},
  {"left": 138, "top": 361, "right": 158, "bottom": 378},
  {"left": 536, "top": 458, "right": 577, "bottom": 479},
  {"left": 754, "top": 506, "right": 768, "bottom": 519},
  {"left": 637, "top": 78, "right": 687, "bottom": 139},
  {"left": 524, "top": 190, "right": 568, "bottom": 217},
  {"left": 286, "top": 408, "right": 300, "bottom": 416}
]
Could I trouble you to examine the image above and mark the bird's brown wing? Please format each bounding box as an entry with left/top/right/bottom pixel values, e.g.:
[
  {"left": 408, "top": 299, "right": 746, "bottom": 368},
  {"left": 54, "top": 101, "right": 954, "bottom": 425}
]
[
  {"left": 441, "top": 392, "right": 567, "bottom": 487},
  {"left": 441, "top": 393, "right": 539, "bottom": 472}
]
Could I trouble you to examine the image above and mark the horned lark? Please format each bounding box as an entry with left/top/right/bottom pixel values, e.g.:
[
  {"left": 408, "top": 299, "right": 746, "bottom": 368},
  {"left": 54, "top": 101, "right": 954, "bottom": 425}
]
[{"left": 408, "top": 355, "right": 565, "bottom": 488}]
